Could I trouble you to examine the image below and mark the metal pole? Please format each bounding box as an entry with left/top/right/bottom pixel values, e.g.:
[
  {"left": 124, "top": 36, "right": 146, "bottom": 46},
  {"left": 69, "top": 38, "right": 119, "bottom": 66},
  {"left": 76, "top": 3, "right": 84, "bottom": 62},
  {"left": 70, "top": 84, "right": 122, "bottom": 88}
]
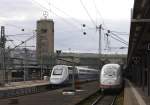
[
  {"left": 24, "top": 42, "right": 26, "bottom": 82},
  {"left": 98, "top": 25, "right": 102, "bottom": 55},
  {"left": 1, "top": 26, "right": 6, "bottom": 85},
  {"left": 1, "top": 44, "right": 5, "bottom": 84},
  {"left": 24, "top": 49, "right": 26, "bottom": 82},
  {"left": 72, "top": 56, "right": 75, "bottom": 91},
  {"left": 40, "top": 56, "right": 43, "bottom": 80},
  {"left": 24, "top": 42, "right": 28, "bottom": 81}
]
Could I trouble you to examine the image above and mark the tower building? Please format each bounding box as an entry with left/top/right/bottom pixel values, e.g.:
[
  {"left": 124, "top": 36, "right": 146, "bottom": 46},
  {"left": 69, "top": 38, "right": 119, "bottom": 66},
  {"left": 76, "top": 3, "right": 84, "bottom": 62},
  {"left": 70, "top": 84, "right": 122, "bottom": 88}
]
[{"left": 36, "top": 19, "right": 54, "bottom": 65}]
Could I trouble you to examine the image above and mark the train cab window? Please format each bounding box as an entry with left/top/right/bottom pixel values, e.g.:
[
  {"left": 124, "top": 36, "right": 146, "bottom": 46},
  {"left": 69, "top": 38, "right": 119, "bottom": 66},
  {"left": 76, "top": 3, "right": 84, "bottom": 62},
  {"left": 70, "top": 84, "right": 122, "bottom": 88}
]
[
  {"left": 53, "top": 68, "right": 63, "bottom": 75},
  {"left": 103, "top": 68, "right": 117, "bottom": 77},
  {"left": 68, "top": 67, "right": 73, "bottom": 70}
]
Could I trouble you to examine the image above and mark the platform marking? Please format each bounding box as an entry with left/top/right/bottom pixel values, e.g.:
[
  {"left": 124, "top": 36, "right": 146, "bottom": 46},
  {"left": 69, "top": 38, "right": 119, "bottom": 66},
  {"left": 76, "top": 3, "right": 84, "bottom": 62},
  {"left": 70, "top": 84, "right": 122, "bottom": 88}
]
[{"left": 127, "top": 80, "right": 146, "bottom": 105}]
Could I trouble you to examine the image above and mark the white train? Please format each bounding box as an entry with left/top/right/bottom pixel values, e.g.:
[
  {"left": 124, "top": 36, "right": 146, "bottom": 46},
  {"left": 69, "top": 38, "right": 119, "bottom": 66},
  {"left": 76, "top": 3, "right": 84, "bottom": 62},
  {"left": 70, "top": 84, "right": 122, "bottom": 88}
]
[
  {"left": 50, "top": 65, "right": 98, "bottom": 85},
  {"left": 100, "top": 64, "right": 123, "bottom": 91}
]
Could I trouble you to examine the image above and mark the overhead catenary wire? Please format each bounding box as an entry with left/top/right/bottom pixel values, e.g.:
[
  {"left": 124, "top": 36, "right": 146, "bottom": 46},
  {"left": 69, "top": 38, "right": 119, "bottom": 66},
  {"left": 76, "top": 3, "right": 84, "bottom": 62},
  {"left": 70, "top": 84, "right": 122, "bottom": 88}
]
[
  {"left": 56, "top": 26, "right": 97, "bottom": 34},
  {"left": 100, "top": 23, "right": 129, "bottom": 36},
  {"left": 107, "top": 33, "right": 128, "bottom": 46},
  {"left": 49, "top": 2, "right": 82, "bottom": 26},
  {"left": 31, "top": 0, "right": 99, "bottom": 36},
  {"left": 103, "top": 27, "right": 129, "bottom": 35},
  {"left": 5, "top": 23, "right": 34, "bottom": 33},
  {"left": 110, "top": 30, "right": 129, "bottom": 34},
  {"left": 31, "top": 0, "right": 99, "bottom": 37},
  {"left": 8, "top": 34, "right": 36, "bottom": 52},
  {"left": 80, "top": 0, "right": 97, "bottom": 26},
  {"left": 109, "top": 31, "right": 128, "bottom": 44},
  {"left": 6, "top": 33, "right": 33, "bottom": 37},
  {"left": 44, "top": 0, "right": 97, "bottom": 30},
  {"left": 31, "top": 0, "right": 129, "bottom": 52},
  {"left": 31, "top": 0, "right": 82, "bottom": 30},
  {"left": 6, "top": 33, "right": 35, "bottom": 48},
  {"left": 110, "top": 35, "right": 128, "bottom": 46},
  {"left": 51, "top": 11, "right": 81, "bottom": 30},
  {"left": 110, "top": 30, "right": 129, "bottom": 35},
  {"left": 5, "top": 24, "right": 24, "bottom": 30},
  {"left": 92, "top": 0, "right": 105, "bottom": 26},
  {"left": 101, "top": 26, "right": 128, "bottom": 44},
  {"left": 6, "top": 37, "right": 16, "bottom": 47},
  {"left": 7, "top": 36, "right": 23, "bottom": 42}
]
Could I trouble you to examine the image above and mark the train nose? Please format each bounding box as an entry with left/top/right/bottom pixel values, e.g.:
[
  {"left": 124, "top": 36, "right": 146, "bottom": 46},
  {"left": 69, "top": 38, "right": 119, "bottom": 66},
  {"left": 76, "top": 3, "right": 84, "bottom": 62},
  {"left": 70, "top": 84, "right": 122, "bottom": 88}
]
[{"left": 50, "top": 78, "right": 63, "bottom": 84}]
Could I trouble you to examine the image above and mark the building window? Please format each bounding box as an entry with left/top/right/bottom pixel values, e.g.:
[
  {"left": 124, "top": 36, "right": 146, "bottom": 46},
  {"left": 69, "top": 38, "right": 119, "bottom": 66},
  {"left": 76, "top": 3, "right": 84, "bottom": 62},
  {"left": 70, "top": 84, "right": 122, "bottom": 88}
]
[{"left": 41, "top": 29, "right": 47, "bottom": 33}]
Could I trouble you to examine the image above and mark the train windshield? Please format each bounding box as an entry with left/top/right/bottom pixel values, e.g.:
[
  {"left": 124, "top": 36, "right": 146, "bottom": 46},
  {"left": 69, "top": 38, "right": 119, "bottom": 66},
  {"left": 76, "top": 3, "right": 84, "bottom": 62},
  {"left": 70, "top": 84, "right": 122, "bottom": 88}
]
[
  {"left": 103, "top": 66, "right": 118, "bottom": 78},
  {"left": 53, "top": 68, "right": 63, "bottom": 75}
]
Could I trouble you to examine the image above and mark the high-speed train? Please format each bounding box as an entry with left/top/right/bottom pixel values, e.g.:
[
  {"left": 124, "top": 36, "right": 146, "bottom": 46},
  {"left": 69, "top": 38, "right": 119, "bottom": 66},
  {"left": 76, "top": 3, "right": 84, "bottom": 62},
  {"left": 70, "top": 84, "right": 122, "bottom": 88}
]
[
  {"left": 99, "top": 64, "right": 123, "bottom": 91},
  {"left": 50, "top": 65, "right": 98, "bottom": 85}
]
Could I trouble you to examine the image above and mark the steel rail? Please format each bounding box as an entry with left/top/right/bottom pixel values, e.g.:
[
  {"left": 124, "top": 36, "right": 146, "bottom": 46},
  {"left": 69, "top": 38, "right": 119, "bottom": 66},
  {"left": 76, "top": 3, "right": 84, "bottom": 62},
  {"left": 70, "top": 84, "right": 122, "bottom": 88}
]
[
  {"left": 91, "top": 95, "right": 117, "bottom": 105},
  {"left": 91, "top": 95, "right": 104, "bottom": 105},
  {"left": 110, "top": 95, "right": 117, "bottom": 105}
]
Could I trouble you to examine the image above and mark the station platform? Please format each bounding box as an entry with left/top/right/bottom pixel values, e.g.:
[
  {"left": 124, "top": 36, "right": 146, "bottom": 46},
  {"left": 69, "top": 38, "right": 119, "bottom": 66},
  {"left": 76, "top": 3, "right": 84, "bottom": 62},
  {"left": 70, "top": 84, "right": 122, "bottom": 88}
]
[
  {"left": 0, "top": 80, "right": 50, "bottom": 99},
  {"left": 124, "top": 79, "right": 150, "bottom": 105},
  {"left": 0, "top": 81, "right": 99, "bottom": 105},
  {"left": 0, "top": 80, "right": 49, "bottom": 90}
]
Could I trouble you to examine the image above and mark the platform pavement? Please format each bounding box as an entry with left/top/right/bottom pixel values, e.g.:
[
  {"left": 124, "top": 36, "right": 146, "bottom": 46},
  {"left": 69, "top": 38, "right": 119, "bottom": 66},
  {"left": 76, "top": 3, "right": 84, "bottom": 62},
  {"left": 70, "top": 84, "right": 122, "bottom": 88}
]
[
  {"left": 0, "top": 81, "right": 99, "bottom": 105},
  {"left": 0, "top": 80, "right": 50, "bottom": 99},
  {"left": 0, "top": 80, "right": 49, "bottom": 91},
  {"left": 124, "top": 79, "right": 150, "bottom": 105}
]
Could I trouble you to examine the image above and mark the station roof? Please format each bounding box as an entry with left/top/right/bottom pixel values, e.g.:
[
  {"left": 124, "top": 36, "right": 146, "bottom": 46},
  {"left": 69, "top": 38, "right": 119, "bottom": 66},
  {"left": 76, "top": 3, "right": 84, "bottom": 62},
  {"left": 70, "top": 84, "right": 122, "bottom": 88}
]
[{"left": 128, "top": 0, "right": 150, "bottom": 64}]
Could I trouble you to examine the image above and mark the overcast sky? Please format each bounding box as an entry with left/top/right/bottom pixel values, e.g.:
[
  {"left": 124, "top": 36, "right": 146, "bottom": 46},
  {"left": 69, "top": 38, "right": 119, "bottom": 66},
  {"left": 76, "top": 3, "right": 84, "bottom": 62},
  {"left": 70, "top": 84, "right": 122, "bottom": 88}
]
[{"left": 0, "top": 0, "right": 134, "bottom": 54}]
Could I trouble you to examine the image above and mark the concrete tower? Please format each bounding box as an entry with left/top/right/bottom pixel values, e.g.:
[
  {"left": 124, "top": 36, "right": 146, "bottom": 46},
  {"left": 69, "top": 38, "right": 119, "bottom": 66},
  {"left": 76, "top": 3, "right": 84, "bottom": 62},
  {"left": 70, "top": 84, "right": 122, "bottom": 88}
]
[{"left": 36, "top": 19, "right": 54, "bottom": 64}]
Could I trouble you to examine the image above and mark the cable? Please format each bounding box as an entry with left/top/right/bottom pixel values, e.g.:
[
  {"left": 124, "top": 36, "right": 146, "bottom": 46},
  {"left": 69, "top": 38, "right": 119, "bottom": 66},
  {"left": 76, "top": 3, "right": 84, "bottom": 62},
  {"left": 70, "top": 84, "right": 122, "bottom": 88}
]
[
  {"left": 31, "top": 0, "right": 81, "bottom": 30},
  {"left": 8, "top": 35, "right": 36, "bottom": 52},
  {"left": 6, "top": 37, "right": 16, "bottom": 47},
  {"left": 56, "top": 29, "right": 82, "bottom": 34},
  {"left": 49, "top": 2, "right": 94, "bottom": 29},
  {"left": 7, "top": 36, "right": 23, "bottom": 42},
  {"left": 108, "top": 34, "right": 128, "bottom": 46},
  {"left": 47, "top": 1, "right": 96, "bottom": 30},
  {"left": 5, "top": 24, "right": 33, "bottom": 33},
  {"left": 5, "top": 24, "right": 24, "bottom": 30},
  {"left": 80, "top": 0, "right": 96, "bottom": 26},
  {"left": 102, "top": 27, "right": 129, "bottom": 35},
  {"left": 51, "top": 11, "right": 81, "bottom": 30},
  {"left": 49, "top": 2, "right": 82, "bottom": 26},
  {"left": 50, "top": 2, "right": 95, "bottom": 30},
  {"left": 93, "top": 0, "right": 105, "bottom": 26},
  {"left": 31, "top": 0, "right": 98, "bottom": 36},
  {"left": 110, "top": 31, "right": 128, "bottom": 44},
  {"left": 102, "top": 26, "right": 128, "bottom": 44},
  {"left": 6, "top": 33, "right": 33, "bottom": 37},
  {"left": 110, "top": 30, "right": 129, "bottom": 35},
  {"left": 31, "top": 0, "right": 49, "bottom": 11},
  {"left": 31, "top": 0, "right": 128, "bottom": 48},
  {"left": 110, "top": 30, "right": 128, "bottom": 34}
]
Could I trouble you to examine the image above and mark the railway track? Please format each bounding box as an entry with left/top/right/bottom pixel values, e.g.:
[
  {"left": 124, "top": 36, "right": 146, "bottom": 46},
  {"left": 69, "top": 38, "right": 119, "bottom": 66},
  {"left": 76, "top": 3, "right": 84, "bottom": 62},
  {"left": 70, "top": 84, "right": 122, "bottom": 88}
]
[
  {"left": 91, "top": 94, "right": 117, "bottom": 105},
  {"left": 76, "top": 91, "right": 119, "bottom": 105}
]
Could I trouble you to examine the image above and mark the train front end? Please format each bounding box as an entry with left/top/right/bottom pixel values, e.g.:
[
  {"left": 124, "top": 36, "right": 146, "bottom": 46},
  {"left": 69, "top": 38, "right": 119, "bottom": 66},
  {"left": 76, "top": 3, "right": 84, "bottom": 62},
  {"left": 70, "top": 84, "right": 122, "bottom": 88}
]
[
  {"left": 100, "top": 64, "right": 122, "bottom": 91},
  {"left": 50, "top": 65, "right": 68, "bottom": 85}
]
